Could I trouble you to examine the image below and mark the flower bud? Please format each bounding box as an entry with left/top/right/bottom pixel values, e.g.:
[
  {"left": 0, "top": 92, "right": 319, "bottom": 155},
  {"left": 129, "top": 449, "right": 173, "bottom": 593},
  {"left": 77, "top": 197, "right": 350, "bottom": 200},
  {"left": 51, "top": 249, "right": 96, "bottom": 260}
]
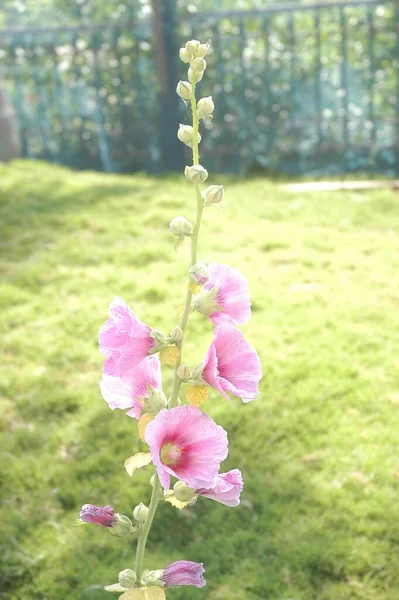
[
  {"left": 133, "top": 502, "right": 149, "bottom": 522},
  {"left": 173, "top": 481, "right": 197, "bottom": 503},
  {"left": 170, "top": 216, "right": 194, "bottom": 237},
  {"left": 179, "top": 47, "right": 192, "bottom": 63},
  {"left": 191, "top": 57, "right": 206, "bottom": 73},
  {"left": 197, "top": 96, "right": 214, "bottom": 119},
  {"left": 170, "top": 326, "right": 184, "bottom": 342},
  {"left": 118, "top": 569, "right": 137, "bottom": 588},
  {"left": 197, "top": 43, "right": 209, "bottom": 58},
  {"left": 185, "top": 39, "right": 201, "bottom": 54},
  {"left": 189, "top": 262, "right": 210, "bottom": 285},
  {"left": 176, "top": 80, "right": 192, "bottom": 101},
  {"left": 109, "top": 513, "right": 133, "bottom": 537},
  {"left": 177, "top": 364, "right": 191, "bottom": 381},
  {"left": 204, "top": 184, "right": 224, "bottom": 206},
  {"left": 184, "top": 164, "right": 208, "bottom": 184},
  {"left": 177, "top": 124, "right": 194, "bottom": 147},
  {"left": 188, "top": 68, "right": 204, "bottom": 84}
]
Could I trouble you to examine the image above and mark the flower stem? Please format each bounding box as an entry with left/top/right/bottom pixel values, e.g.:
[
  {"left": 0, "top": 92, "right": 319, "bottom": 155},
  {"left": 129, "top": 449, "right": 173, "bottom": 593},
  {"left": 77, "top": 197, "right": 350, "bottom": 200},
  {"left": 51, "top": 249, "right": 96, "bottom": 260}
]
[
  {"left": 170, "top": 82, "right": 204, "bottom": 408},
  {"left": 134, "top": 473, "right": 161, "bottom": 583},
  {"left": 134, "top": 79, "right": 204, "bottom": 582}
]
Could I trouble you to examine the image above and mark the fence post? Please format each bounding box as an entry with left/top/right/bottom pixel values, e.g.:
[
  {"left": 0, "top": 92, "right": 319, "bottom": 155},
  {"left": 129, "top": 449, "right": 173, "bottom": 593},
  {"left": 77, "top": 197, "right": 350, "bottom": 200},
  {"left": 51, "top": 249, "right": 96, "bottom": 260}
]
[{"left": 151, "top": 0, "right": 184, "bottom": 171}]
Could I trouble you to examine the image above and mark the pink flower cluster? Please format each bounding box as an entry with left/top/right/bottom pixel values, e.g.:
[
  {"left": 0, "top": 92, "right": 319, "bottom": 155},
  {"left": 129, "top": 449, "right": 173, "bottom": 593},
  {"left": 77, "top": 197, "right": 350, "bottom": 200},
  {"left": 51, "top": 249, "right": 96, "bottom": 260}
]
[{"left": 94, "top": 263, "right": 261, "bottom": 588}]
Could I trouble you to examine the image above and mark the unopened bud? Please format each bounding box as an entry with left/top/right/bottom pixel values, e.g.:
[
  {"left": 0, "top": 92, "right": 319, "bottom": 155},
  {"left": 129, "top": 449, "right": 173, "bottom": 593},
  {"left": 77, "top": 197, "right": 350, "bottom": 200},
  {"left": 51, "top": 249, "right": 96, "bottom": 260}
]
[
  {"left": 204, "top": 184, "right": 224, "bottom": 206},
  {"left": 179, "top": 47, "right": 192, "bottom": 63},
  {"left": 177, "top": 365, "right": 191, "bottom": 381},
  {"left": 118, "top": 569, "right": 137, "bottom": 588},
  {"left": 170, "top": 326, "right": 184, "bottom": 342},
  {"left": 133, "top": 502, "right": 149, "bottom": 522},
  {"left": 173, "top": 481, "right": 197, "bottom": 503},
  {"left": 185, "top": 39, "right": 201, "bottom": 54},
  {"left": 176, "top": 80, "right": 193, "bottom": 101},
  {"left": 189, "top": 262, "right": 210, "bottom": 285},
  {"left": 191, "top": 57, "right": 206, "bottom": 73},
  {"left": 188, "top": 68, "right": 204, "bottom": 84},
  {"left": 197, "top": 43, "right": 209, "bottom": 58},
  {"left": 109, "top": 513, "right": 133, "bottom": 537},
  {"left": 170, "top": 216, "right": 194, "bottom": 237},
  {"left": 177, "top": 124, "right": 194, "bottom": 147},
  {"left": 184, "top": 164, "right": 208, "bottom": 184},
  {"left": 197, "top": 96, "right": 214, "bottom": 119}
]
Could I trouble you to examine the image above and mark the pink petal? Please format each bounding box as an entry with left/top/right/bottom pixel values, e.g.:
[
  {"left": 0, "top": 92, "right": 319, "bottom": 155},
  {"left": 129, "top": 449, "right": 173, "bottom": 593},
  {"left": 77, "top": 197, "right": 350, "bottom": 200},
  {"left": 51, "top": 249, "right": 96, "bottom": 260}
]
[{"left": 205, "top": 263, "right": 251, "bottom": 326}]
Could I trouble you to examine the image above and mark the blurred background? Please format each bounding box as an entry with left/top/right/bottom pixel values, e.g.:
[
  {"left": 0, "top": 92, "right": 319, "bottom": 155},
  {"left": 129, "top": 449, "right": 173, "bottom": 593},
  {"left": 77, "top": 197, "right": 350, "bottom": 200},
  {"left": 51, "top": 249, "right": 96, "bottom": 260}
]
[{"left": 1, "top": 1, "right": 399, "bottom": 600}]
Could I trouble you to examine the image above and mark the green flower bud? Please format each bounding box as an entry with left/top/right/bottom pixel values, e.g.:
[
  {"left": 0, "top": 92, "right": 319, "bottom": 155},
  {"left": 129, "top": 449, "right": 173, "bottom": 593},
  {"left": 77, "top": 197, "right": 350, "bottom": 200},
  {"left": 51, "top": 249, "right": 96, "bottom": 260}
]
[
  {"left": 189, "top": 262, "right": 210, "bottom": 285},
  {"left": 197, "top": 96, "right": 214, "bottom": 119},
  {"left": 173, "top": 481, "right": 197, "bottom": 503},
  {"left": 170, "top": 216, "right": 194, "bottom": 237},
  {"left": 197, "top": 43, "right": 209, "bottom": 58},
  {"left": 204, "top": 184, "right": 224, "bottom": 206},
  {"left": 109, "top": 513, "right": 133, "bottom": 538},
  {"left": 177, "top": 124, "right": 193, "bottom": 147},
  {"left": 179, "top": 47, "right": 192, "bottom": 63},
  {"left": 170, "top": 326, "right": 184, "bottom": 342},
  {"left": 184, "top": 165, "right": 208, "bottom": 184},
  {"left": 176, "top": 80, "right": 193, "bottom": 101},
  {"left": 177, "top": 364, "right": 191, "bottom": 381},
  {"left": 142, "top": 569, "right": 165, "bottom": 588},
  {"left": 118, "top": 569, "right": 137, "bottom": 588},
  {"left": 185, "top": 39, "right": 201, "bottom": 55},
  {"left": 188, "top": 67, "right": 204, "bottom": 84},
  {"left": 191, "top": 57, "right": 206, "bottom": 73},
  {"left": 133, "top": 502, "right": 149, "bottom": 522}
]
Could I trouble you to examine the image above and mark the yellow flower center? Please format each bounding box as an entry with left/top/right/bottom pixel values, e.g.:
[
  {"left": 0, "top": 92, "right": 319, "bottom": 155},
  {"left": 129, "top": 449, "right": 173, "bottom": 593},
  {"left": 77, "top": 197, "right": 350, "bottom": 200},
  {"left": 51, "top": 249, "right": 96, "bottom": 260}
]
[{"left": 160, "top": 443, "right": 182, "bottom": 466}]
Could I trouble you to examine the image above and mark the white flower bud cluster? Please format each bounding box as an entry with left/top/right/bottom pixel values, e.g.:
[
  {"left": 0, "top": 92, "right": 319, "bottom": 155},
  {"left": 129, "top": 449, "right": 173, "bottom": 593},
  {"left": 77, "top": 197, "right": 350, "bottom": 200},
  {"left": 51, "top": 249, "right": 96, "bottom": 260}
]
[{"left": 179, "top": 40, "right": 209, "bottom": 85}]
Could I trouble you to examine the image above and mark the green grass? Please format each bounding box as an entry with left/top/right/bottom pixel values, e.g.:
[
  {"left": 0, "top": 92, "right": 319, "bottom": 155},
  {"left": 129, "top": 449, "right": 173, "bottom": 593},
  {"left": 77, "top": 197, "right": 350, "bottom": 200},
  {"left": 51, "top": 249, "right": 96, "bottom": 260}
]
[{"left": 1, "top": 160, "right": 399, "bottom": 600}]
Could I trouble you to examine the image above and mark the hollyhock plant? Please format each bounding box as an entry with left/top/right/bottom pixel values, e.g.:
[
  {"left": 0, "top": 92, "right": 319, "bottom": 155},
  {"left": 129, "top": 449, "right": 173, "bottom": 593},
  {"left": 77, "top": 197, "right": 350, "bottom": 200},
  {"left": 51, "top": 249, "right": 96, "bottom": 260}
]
[
  {"left": 100, "top": 355, "right": 164, "bottom": 419},
  {"left": 161, "top": 561, "right": 206, "bottom": 588},
  {"left": 145, "top": 405, "right": 228, "bottom": 490},
  {"left": 192, "top": 262, "right": 251, "bottom": 325},
  {"left": 77, "top": 38, "right": 262, "bottom": 598},
  {"left": 99, "top": 296, "right": 157, "bottom": 376},
  {"left": 200, "top": 323, "right": 262, "bottom": 402}
]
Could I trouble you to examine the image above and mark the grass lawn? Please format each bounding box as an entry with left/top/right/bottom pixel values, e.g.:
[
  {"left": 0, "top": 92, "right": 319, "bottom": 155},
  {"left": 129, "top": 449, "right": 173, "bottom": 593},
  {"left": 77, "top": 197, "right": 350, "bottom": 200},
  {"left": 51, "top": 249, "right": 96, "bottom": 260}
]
[{"left": 1, "top": 160, "right": 399, "bottom": 600}]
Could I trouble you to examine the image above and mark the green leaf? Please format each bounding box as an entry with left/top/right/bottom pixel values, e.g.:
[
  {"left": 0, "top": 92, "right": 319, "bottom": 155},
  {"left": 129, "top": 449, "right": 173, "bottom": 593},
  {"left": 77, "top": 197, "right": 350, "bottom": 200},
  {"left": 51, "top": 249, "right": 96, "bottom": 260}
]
[{"left": 124, "top": 452, "right": 152, "bottom": 477}]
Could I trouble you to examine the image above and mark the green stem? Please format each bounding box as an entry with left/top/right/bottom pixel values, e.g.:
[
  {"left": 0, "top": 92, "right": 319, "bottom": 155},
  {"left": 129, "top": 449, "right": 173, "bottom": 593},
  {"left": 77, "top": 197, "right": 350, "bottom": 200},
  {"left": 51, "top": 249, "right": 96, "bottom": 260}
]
[
  {"left": 135, "top": 474, "right": 161, "bottom": 583},
  {"left": 170, "top": 82, "right": 204, "bottom": 408},
  {"left": 134, "top": 77, "right": 205, "bottom": 582}
]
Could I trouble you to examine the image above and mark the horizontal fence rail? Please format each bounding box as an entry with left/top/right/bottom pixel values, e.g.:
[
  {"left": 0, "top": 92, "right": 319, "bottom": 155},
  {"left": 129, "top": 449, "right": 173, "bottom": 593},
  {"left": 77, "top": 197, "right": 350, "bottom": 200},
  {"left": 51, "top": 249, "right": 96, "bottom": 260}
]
[{"left": 0, "top": 0, "right": 398, "bottom": 175}]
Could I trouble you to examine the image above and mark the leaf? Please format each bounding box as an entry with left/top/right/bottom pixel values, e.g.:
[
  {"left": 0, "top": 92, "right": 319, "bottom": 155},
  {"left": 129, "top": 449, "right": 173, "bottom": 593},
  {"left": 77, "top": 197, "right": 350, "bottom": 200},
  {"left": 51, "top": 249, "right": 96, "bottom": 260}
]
[
  {"left": 159, "top": 345, "right": 180, "bottom": 367},
  {"left": 124, "top": 452, "right": 152, "bottom": 477},
  {"left": 119, "top": 588, "right": 166, "bottom": 600},
  {"left": 164, "top": 490, "right": 191, "bottom": 510},
  {"left": 186, "top": 385, "right": 209, "bottom": 407},
  {"left": 73, "top": 518, "right": 85, "bottom": 527},
  {"left": 138, "top": 413, "right": 155, "bottom": 441},
  {"left": 104, "top": 583, "right": 129, "bottom": 593}
]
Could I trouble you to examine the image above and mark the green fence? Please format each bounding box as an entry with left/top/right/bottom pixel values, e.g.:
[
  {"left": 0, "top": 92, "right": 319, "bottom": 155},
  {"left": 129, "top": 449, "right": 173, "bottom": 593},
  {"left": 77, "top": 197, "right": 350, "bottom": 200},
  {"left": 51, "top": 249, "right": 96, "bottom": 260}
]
[{"left": 0, "top": 0, "right": 398, "bottom": 175}]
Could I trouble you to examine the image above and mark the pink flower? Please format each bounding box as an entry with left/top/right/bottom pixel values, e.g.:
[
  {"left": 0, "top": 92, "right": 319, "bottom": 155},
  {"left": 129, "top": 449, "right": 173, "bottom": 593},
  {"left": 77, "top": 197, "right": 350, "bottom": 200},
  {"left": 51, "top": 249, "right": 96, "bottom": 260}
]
[
  {"left": 99, "top": 297, "right": 155, "bottom": 376},
  {"left": 202, "top": 323, "right": 262, "bottom": 402},
  {"left": 193, "top": 263, "right": 251, "bottom": 325},
  {"left": 100, "top": 355, "right": 163, "bottom": 419},
  {"left": 80, "top": 504, "right": 116, "bottom": 527},
  {"left": 145, "top": 405, "right": 228, "bottom": 490},
  {"left": 161, "top": 561, "right": 206, "bottom": 588},
  {"left": 196, "top": 469, "right": 243, "bottom": 507}
]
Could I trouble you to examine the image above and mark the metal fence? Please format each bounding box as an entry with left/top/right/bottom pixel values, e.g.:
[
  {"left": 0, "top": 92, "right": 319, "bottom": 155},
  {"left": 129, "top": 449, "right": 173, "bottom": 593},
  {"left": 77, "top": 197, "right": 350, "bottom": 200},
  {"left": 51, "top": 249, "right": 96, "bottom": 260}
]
[{"left": 0, "top": 0, "right": 398, "bottom": 175}]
